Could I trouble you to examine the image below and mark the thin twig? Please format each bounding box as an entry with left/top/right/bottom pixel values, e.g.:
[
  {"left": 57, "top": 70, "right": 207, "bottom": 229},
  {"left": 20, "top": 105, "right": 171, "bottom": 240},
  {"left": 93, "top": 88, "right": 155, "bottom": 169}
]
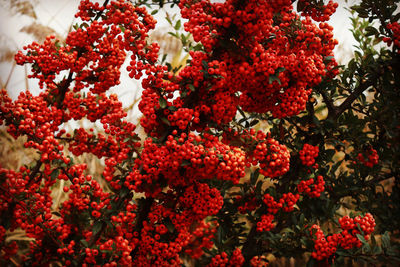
[
  {"left": 24, "top": 64, "right": 29, "bottom": 91},
  {"left": 331, "top": 79, "right": 374, "bottom": 120},
  {"left": 4, "top": 61, "right": 16, "bottom": 89},
  {"left": 94, "top": 0, "right": 110, "bottom": 20}
]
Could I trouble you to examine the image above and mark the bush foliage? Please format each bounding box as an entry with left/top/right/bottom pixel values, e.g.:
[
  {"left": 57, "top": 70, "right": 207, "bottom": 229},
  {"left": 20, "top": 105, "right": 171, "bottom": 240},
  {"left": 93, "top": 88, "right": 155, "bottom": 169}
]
[{"left": 0, "top": 0, "right": 399, "bottom": 266}]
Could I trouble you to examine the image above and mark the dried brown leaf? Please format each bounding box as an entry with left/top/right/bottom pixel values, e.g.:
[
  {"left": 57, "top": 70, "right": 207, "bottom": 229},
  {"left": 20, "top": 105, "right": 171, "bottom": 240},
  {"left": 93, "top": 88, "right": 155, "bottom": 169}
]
[
  {"left": 20, "top": 22, "right": 63, "bottom": 42},
  {"left": 1, "top": 0, "right": 37, "bottom": 18},
  {"left": 0, "top": 35, "right": 17, "bottom": 62},
  {"left": 14, "top": 1, "right": 37, "bottom": 19}
]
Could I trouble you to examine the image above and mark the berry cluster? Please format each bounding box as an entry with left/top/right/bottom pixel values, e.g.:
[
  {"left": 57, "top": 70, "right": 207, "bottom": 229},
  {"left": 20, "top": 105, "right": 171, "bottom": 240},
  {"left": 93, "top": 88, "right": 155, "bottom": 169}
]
[
  {"left": 258, "top": 193, "right": 300, "bottom": 232},
  {"left": 310, "top": 213, "right": 376, "bottom": 260},
  {"left": 263, "top": 193, "right": 299, "bottom": 214},
  {"left": 339, "top": 213, "right": 376, "bottom": 249},
  {"left": 310, "top": 224, "right": 342, "bottom": 261},
  {"left": 299, "top": 144, "right": 319, "bottom": 167},
  {"left": 127, "top": 131, "right": 246, "bottom": 197},
  {"left": 169, "top": 108, "right": 197, "bottom": 130},
  {"left": 384, "top": 22, "right": 400, "bottom": 52},
  {"left": 208, "top": 248, "right": 244, "bottom": 267},
  {"left": 297, "top": 175, "right": 325, "bottom": 198},
  {"left": 184, "top": 221, "right": 217, "bottom": 259},
  {"left": 222, "top": 129, "right": 291, "bottom": 179},
  {"left": 177, "top": 0, "right": 339, "bottom": 119},
  {"left": 256, "top": 214, "right": 275, "bottom": 232},
  {"left": 297, "top": 0, "right": 338, "bottom": 22},
  {"left": 250, "top": 255, "right": 269, "bottom": 267},
  {"left": 357, "top": 147, "right": 379, "bottom": 168},
  {"left": 16, "top": 0, "right": 158, "bottom": 96},
  {"left": 250, "top": 137, "right": 290, "bottom": 178},
  {"left": 0, "top": 226, "right": 18, "bottom": 261},
  {"left": 236, "top": 195, "right": 258, "bottom": 214}
]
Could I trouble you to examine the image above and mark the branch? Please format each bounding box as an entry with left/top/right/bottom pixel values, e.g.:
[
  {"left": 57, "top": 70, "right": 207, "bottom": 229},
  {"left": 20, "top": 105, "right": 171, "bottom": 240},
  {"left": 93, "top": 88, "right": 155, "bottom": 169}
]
[
  {"left": 28, "top": 161, "right": 43, "bottom": 184},
  {"left": 331, "top": 79, "right": 374, "bottom": 120},
  {"left": 130, "top": 197, "right": 154, "bottom": 258},
  {"left": 242, "top": 226, "right": 259, "bottom": 265},
  {"left": 55, "top": 72, "right": 74, "bottom": 107},
  {"left": 94, "top": 0, "right": 110, "bottom": 20},
  {"left": 56, "top": 0, "right": 110, "bottom": 107},
  {"left": 315, "top": 87, "right": 336, "bottom": 118}
]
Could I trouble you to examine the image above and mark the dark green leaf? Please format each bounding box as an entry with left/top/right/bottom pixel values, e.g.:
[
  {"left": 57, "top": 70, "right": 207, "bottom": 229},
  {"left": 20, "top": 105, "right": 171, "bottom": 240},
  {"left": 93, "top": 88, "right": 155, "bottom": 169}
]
[
  {"left": 249, "top": 119, "right": 259, "bottom": 127},
  {"left": 165, "top": 218, "right": 175, "bottom": 233},
  {"left": 181, "top": 160, "right": 191, "bottom": 166},
  {"left": 80, "top": 239, "right": 89, "bottom": 247},
  {"left": 92, "top": 221, "right": 103, "bottom": 236},
  {"left": 250, "top": 169, "right": 260, "bottom": 185},
  {"left": 306, "top": 257, "right": 316, "bottom": 267},
  {"left": 50, "top": 169, "right": 59, "bottom": 179},
  {"left": 365, "top": 26, "right": 378, "bottom": 36},
  {"left": 269, "top": 75, "right": 281, "bottom": 85},
  {"left": 381, "top": 231, "right": 390, "bottom": 249},
  {"left": 161, "top": 117, "right": 171, "bottom": 126}
]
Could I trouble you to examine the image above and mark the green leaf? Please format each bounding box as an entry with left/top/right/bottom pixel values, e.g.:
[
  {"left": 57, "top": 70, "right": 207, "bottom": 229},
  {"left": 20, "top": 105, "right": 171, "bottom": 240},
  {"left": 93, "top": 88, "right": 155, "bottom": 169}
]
[
  {"left": 92, "top": 221, "right": 103, "bottom": 236},
  {"left": 80, "top": 239, "right": 89, "bottom": 247},
  {"left": 181, "top": 33, "right": 187, "bottom": 45},
  {"left": 324, "top": 149, "right": 336, "bottom": 160},
  {"left": 202, "top": 60, "right": 208, "bottom": 69},
  {"left": 365, "top": 26, "right": 378, "bottom": 36},
  {"left": 151, "top": 9, "right": 158, "bottom": 15},
  {"left": 299, "top": 213, "right": 305, "bottom": 226},
  {"left": 250, "top": 169, "right": 260, "bottom": 185},
  {"left": 189, "top": 84, "right": 195, "bottom": 92},
  {"left": 255, "top": 180, "right": 263, "bottom": 195},
  {"left": 50, "top": 168, "right": 59, "bottom": 179},
  {"left": 119, "top": 187, "right": 130, "bottom": 198},
  {"left": 174, "top": 20, "right": 181, "bottom": 30},
  {"left": 306, "top": 257, "right": 316, "bottom": 267},
  {"left": 372, "top": 245, "right": 382, "bottom": 254},
  {"left": 325, "top": 56, "right": 335, "bottom": 61},
  {"left": 356, "top": 234, "right": 367, "bottom": 245},
  {"left": 381, "top": 231, "right": 390, "bottom": 249},
  {"left": 269, "top": 75, "right": 281, "bottom": 85},
  {"left": 168, "top": 106, "right": 178, "bottom": 111},
  {"left": 159, "top": 97, "right": 167, "bottom": 109},
  {"left": 181, "top": 160, "right": 191, "bottom": 166},
  {"left": 281, "top": 228, "right": 294, "bottom": 234},
  {"left": 161, "top": 117, "right": 171, "bottom": 126},
  {"left": 168, "top": 32, "right": 178, "bottom": 38},
  {"left": 297, "top": 0, "right": 306, "bottom": 12},
  {"left": 166, "top": 15, "right": 173, "bottom": 26},
  {"left": 81, "top": 22, "right": 89, "bottom": 29},
  {"left": 217, "top": 226, "right": 224, "bottom": 246}
]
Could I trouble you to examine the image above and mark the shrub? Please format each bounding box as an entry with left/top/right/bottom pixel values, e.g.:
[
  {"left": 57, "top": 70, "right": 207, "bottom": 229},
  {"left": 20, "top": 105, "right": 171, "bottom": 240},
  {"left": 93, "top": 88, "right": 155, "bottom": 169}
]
[{"left": 0, "top": 0, "right": 399, "bottom": 266}]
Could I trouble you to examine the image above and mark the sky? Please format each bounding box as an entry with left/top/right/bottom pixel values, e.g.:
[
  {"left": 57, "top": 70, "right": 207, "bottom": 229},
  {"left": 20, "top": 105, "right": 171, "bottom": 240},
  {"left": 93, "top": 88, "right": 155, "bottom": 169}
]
[{"left": 0, "top": 0, "right": 360, "bottom": 118}]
